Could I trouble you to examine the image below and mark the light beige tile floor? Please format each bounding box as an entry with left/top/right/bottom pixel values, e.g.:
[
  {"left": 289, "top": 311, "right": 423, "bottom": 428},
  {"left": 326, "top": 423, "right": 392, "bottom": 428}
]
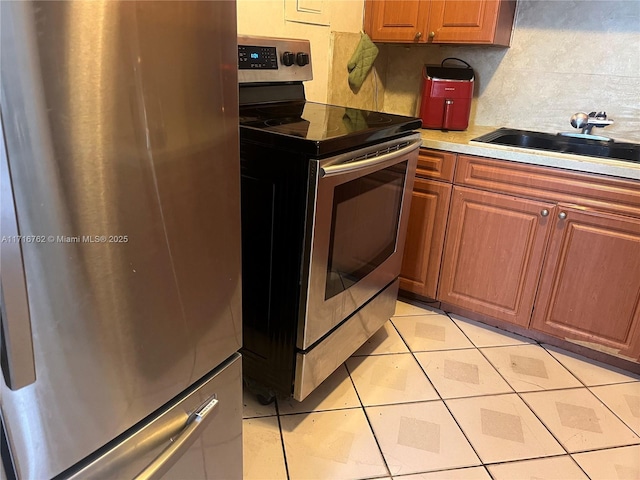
[
  {"left": 480, "top": 344, "right": 583, "bottom": 392},
  {"left": 243, "top": 300, "right": 640, "bottom": 480},
  {"left": 446, "top": 393, "right": 565, "bottom": 463},
  {"left": 279, "top": 408, "right": 387, "bottom": 480},
  {"left": 572, "top": 445, "right": 640, "bottom": 479},
  {"left": 414, "top": 348, "right": 513, "bottom": 399},
  {"left": 346, "top": 353, "right": 439, "bottom": 406},
  {"left": 521, "top": 388, "right": 640, "bottom": 452},
  {"left": 392, "top": 313, "right": 474, "bottom": 352},
  {"left": 352, "top": 321, "right": 409, "bottom": 356},
  {"left": 589, "top": 382, "right": 640, "bottom": 436},
  {"left": 243, "top": 416, "right": 287, "bottom": 480},
  {"left": 487, "top": 456, "right": 589, "bottom": 480},
  {"left": 366, "top": 401, "right": 480, "bottom": 476},
  {"left": 449, "top": 314, "right": 533, "bottom": 348},
  {"left": 277, "top": 365, "right": 360, "bottom": 415}
]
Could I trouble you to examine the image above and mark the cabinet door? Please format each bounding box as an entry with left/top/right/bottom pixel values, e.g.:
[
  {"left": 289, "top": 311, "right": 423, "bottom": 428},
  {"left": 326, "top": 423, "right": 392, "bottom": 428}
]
[
  {"left": 400, "top": 178, "right": 452, "bottom": 298},
  {"left": 365, "top": 0, "right": 431, "bottom": 43},
  {"left": 531, "top": 206, "right": 640, "bottom": 361},
  {"left": 428, "top": 0, "right": 514, "bottom": 45},
  {"left": 439, "top": 187, "right": 555, "bottom": 327}
]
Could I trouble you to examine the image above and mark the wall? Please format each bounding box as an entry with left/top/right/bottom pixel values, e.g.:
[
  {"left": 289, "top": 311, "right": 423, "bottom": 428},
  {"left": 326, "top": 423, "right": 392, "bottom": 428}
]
[
  {"left": 328, "top": 0, "right": 640, "bottom": 142},
  {"left": 237, "top": 0, "right": 364, "bottom": 103},
  {"left": 329, "top": 31, "right": 386, "bottom": 111}
]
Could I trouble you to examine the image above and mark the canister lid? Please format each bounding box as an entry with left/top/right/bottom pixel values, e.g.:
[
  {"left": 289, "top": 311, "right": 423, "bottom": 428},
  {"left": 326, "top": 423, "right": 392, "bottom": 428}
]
[{"left": 424, "top": 65, "right": 474, "bottom": 81}]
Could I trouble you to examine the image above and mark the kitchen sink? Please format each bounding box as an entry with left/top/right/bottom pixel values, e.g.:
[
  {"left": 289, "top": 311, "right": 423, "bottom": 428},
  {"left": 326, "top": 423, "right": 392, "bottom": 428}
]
[{"left": 472, "top": 128, "right": 640, "bottom": 163}]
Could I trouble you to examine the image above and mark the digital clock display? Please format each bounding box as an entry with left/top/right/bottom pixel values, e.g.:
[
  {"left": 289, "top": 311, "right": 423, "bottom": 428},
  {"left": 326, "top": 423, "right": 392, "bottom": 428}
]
[{"left": 239, "top": 45, "right": 278, "bottom": 70}]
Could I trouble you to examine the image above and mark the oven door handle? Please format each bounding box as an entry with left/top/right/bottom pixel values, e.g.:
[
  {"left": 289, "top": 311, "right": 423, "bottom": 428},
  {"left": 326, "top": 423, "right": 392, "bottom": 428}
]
[{"left": 320, "top": 137, "right": 422, "bottom": 177}]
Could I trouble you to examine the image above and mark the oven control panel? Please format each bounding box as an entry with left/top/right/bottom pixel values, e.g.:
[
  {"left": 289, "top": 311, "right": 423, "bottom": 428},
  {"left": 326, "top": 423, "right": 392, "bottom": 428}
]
[
  {"left": 239, "top": 45, "right": 278, "bottom": 70},
  {"left": 238, "top": 35, "right": 313, "bottom": 84}
]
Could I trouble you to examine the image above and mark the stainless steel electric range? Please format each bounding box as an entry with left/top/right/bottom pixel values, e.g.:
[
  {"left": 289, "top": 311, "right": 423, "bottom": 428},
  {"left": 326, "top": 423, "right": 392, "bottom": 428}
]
[{"left": 238, "top": 35, "right": 422, "bottom": 402}]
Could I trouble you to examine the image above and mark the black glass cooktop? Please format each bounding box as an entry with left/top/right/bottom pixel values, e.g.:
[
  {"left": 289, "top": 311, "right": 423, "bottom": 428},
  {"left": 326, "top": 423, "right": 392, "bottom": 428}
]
[{"left": 239, "top": 101, "right": 422, "bottom": 157}]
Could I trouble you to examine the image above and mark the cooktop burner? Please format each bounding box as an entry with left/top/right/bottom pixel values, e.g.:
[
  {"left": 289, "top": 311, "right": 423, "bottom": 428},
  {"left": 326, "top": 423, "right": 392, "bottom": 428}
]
[{"left": 239, "top": 101, "right": 422, "bottom": 156}]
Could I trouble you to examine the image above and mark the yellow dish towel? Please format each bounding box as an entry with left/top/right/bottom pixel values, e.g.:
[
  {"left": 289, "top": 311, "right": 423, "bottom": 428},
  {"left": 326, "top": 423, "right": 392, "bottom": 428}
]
[{"left": 347, "top": 33, "right": 379, "bottom": 90}]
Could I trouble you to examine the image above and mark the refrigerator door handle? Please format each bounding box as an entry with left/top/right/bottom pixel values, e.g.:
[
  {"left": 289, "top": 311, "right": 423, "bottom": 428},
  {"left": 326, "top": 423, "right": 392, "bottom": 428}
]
[
  {"left": 0, "top": 115, "right": 36, "bottom": 390},
  {"left": 133, "top": 396, "right": 220, "bottom": 480}
]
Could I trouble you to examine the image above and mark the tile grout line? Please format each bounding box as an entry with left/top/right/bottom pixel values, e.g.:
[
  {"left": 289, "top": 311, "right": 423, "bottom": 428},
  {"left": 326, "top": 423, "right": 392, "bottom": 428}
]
[
  {"left": 479, "top": 452, "right": 588, "bottom": 480},
  {"left": 443, "top": 311, "right": 588, "bottom": 462},
  {"left": 535, "top": 343, "right": 590, "bottom": 388},
  {"left": 541, "top": 344, "right": 640, "bottom": 383},
  {"left": 352, "top": 346, "right": 478, "bottom": 358},
  {"left": 274, "top": 398, "right": 292, "bottom": 480},
  {"left": 398, "top": 302, "right": 639, "bottom": 474},
  {"left": 584, "top": 384, "right": 640, "bottom": 440},
  {"left": 248, "top": 300, "right": 638, "bottom": 480},
  {"left": 387, "top": 316, "right": 442, "bottom": 399},
  {"left": 415, "top": 309, "right": 571, "bottom": 468},
  {"left": 343, "top": 360, "right": 394, "bottom": 480},
  {"left": 396, "top": 303, "right": 640, "bottom": 477},
  {"left": 451, "top": 317, "right": 609, "bottom": 479},
  {"left": 480, "top": 337, "right": 640, "bottom": 453},
  {"left": 393, "top": 299, "right": 443, "bottom": 318},
  {"left": 448, "top": 311, "right": 600, "bottom": 478},
  {"left": 276, "top": 405, "right": 363, "bottom": 417},
  {"left": 391, "top": 311, "right": 491, "bottom": 472},
  {"left": 470, "top": 337, "right": 574, "bottom": 460},
  {"left": 541, "top": 342, "right": 640, "bottom": 441}
]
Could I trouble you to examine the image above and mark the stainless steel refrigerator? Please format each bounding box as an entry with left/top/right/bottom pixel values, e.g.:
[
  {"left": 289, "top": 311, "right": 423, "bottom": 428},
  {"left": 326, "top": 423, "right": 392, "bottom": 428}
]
[{"left": 0, "top": 1, "right": 242, "bottom": 478}]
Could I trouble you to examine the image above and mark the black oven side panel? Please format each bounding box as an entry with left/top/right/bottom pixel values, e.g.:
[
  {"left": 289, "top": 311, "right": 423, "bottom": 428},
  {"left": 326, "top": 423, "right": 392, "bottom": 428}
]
[{"left": 240, "top": 140, "right": 311, "bottom": 397}]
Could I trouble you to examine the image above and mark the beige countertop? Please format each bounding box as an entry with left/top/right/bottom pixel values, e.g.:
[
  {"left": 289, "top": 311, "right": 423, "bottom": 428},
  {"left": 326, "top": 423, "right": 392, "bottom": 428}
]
[{"left": 419, "top": 126, "right": 640, "bottom": 181}]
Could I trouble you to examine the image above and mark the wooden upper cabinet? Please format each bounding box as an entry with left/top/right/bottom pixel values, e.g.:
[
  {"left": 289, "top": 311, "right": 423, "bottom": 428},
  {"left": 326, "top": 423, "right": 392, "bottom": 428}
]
[
  {"left": 531, "top": 206, "right": 640, "bottom": 361},
  {"left": 428, "top": 0, "right": 514, "bottom": 45},
  {"left": 364, "top": 0, "right": 431, "bottom": 43},
  {"left": 365, "top": 0, "right": 515, "bottom": 45}
]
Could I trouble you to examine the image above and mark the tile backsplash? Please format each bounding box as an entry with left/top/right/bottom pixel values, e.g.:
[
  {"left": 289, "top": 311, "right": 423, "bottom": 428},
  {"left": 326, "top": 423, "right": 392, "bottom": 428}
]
[{"left": 329, "top": 0, "right": 640, "bottom": 142}]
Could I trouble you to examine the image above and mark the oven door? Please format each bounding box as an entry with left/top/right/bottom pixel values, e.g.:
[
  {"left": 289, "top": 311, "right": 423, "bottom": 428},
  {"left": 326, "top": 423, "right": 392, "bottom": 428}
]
[{"left": 299, "top": 134, "right": 421, "bottom": 350}]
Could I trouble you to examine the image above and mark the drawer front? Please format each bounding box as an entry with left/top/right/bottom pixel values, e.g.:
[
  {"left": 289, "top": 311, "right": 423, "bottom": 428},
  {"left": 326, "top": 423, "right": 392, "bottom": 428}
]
[
  {"left": 69, "top": 354, "right": 243, "bottom": 480},
  {"left": 417, "top": 148, "right": 457, "bottom": 181},
  {"left": 455, "top": 155, "right": 640, "bottom": 218}
]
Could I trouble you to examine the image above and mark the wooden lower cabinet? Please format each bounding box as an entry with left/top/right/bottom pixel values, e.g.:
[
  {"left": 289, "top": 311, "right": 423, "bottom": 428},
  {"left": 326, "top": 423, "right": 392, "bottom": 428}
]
[
  {"left": 400, "top": 178, "right": 452, "bottom": 298},
  {"left": 401, "top": 151, "right": 640, "bottom": 366},
  {"left": 531, "top": 205, "right": 640, "bottom": 361},
  {"left": 438, "top": 186, "right": 555, "bottom": 327}
]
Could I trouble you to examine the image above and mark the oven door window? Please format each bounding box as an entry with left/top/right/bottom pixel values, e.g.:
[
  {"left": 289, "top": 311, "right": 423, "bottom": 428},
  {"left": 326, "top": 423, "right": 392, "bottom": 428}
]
[{"left": 325, "top": 161, "right": 407, "bottom": 300}]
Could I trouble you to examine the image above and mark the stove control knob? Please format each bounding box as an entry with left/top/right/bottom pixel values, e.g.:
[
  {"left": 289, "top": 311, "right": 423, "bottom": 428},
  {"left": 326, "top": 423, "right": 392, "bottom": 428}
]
[
  {"left": 296, "top": 52, "right": 310, "bottom": 67},
  {"left": 282, "top": 51, "right": 295, "bottom": 66}
]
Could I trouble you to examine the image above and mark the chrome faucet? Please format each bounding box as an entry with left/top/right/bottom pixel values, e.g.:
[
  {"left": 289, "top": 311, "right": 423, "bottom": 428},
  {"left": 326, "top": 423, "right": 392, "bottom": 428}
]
[{"left": 560, "top": 111, "right": 614, "bottom": 141}]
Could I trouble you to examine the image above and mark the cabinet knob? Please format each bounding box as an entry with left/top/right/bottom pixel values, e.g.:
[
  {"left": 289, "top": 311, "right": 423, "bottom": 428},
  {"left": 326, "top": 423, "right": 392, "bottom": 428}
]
[
  {"left": 429, "top": 31, "right": 436, "bottom": 38},
  {"left": 558, "top": 211, "right": 567, "bottom": 220},
  {"left": 540, "top": 209, "right": 549, "bottom": 217},
  {"left": 415, "top": 31, "right": 422, "bottom": 39}
]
